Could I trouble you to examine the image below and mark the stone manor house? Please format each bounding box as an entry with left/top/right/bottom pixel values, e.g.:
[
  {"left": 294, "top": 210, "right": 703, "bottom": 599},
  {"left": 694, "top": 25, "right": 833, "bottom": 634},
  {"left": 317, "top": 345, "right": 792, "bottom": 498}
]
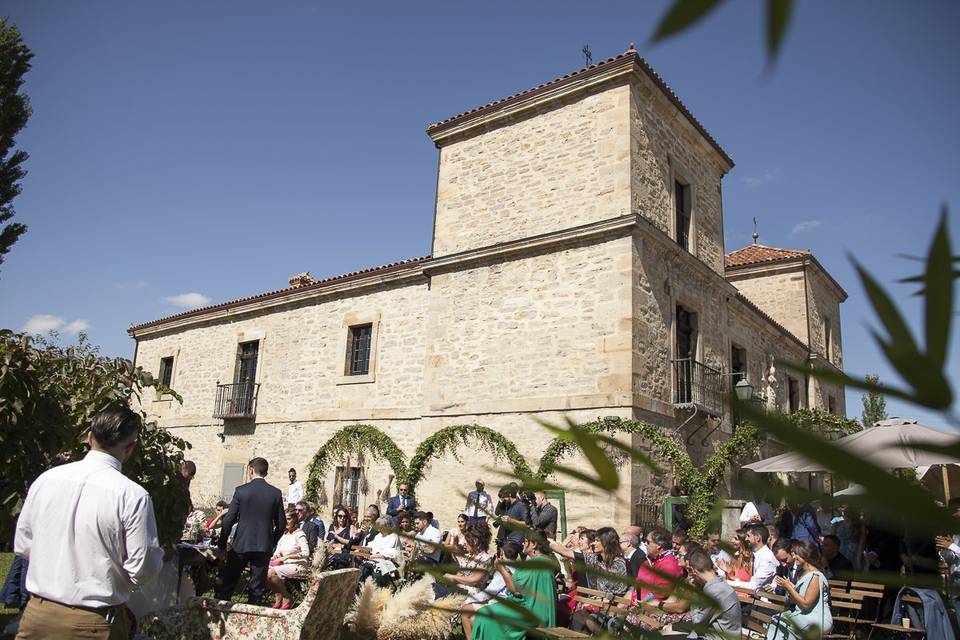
[{"left": 129, "top": 47, "right": 847, "bottom": 529}]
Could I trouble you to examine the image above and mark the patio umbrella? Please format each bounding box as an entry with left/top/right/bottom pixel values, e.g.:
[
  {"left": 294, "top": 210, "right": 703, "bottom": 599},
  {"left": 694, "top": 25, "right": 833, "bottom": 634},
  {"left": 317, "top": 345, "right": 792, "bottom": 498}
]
[{"left": 743, "top": 418, "right": 960, "bottom": 472}]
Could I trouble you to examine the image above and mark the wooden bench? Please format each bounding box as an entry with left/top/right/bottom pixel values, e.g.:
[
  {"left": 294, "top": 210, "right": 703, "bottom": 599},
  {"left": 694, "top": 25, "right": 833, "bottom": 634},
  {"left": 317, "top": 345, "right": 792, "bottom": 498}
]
[
  {"left": 826, "top": 589, "right": 864, "bottom": 639},
  {"left": 530, "top": 628, "right": 590, "bottom": 639},
  {"left": 734, "top": 588, "right": 786, "bottom": 639}
]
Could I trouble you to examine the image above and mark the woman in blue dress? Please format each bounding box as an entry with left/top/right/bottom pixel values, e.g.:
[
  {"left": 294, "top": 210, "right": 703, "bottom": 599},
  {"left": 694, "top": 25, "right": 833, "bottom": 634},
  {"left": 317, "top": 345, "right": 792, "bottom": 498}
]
[{"left": 766, "top": 540, "right": 832, "bottom": 639}]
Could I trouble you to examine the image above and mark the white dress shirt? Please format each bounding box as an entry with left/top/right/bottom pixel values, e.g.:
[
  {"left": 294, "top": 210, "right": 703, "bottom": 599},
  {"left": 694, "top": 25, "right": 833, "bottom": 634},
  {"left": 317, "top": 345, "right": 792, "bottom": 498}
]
[
  {"left": 415, "top": 524, "right": 444, "bottom": 562},
  {"left": 464, "top": 490, "right": 493, "bottom": 518},
  {"left": 14, "top": 450, "right": 164, "bottom": 607},
  {"left": 727, "top": 544, "right": 778, "bottom": 591},
  {"left": 287, "top": 480, "right": 304, "bottom": 505}
]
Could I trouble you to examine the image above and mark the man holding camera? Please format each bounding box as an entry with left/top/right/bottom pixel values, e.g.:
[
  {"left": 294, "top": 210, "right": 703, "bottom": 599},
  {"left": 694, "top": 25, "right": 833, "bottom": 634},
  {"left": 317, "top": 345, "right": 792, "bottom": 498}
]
[{"left": 495, "top": 484, "right": 529, "bottom": 548}]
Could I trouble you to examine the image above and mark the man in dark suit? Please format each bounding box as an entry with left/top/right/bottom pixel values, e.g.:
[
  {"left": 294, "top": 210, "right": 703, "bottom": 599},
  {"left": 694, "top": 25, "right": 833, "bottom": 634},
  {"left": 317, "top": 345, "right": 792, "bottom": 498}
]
[
  {"left": 296, "top": 501, "right": 323, "bottom": 555},
  {"left": 384, "top": 474, "right": 416, "bottom": 522},
  {"left": 216, "top": 457, "right": 285, "bottom": 603}
]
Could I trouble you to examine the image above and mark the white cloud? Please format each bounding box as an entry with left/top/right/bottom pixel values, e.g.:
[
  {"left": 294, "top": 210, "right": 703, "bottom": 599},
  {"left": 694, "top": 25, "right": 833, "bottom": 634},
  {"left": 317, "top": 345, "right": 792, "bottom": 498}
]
[
  {"left": 163, "top": 292, "right": 212, "bottom": 309},
  {"left": 741, "top": 170, "right": 778, "bottom": 188},
  {"left": 23, "top": 314, "right": 91, "bottom": 335},
  {"left": 788, "top": 220, "right": 823, "bottom": 238}
]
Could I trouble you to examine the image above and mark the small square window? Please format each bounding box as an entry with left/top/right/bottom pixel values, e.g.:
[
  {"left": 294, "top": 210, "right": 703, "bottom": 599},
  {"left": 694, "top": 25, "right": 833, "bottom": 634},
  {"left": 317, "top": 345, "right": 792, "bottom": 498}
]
[
  {"left": 159, "top": 356, "right": 174, "bottom": 387},
  {"left": 346, "top": 324, "right": 372, "bottom": 376}
]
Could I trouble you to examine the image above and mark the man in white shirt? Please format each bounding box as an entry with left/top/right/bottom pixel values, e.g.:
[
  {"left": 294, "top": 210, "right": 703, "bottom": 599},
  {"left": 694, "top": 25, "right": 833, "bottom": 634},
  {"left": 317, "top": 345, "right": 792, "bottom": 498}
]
[
  {"left": 704, "top": 531, "right": 733, "bottom": 576},
  {"left": 464, "top": 479, "right": 493, "bottom": 523},
  {"left": 411, "top": 511, "right": 444, "bottom": 564},
  {"left": 15, "top": 404, "right": 164, "bottom": 640},
  {"left": 725, "top": 524, "right": 778, "bottom": 591},
  {"left": 287, "top": 468, "right": 303, "bottom": 506}
]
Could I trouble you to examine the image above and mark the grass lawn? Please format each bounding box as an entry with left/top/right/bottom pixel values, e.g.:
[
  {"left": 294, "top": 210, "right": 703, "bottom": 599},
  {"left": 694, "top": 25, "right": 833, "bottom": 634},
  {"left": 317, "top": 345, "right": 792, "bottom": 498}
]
[{"left": 0, "top": 552, "right": 17, "bottom": 637}]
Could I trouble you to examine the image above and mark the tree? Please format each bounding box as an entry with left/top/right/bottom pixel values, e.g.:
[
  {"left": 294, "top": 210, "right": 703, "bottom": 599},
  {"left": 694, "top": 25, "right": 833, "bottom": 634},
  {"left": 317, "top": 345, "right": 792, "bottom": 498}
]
[
  {"left": 0, "top": 331, "right": 191, "bottom": 545},
  {"left": 860, "top": 374, "right": 888, "bottom": 427},
  {"left": 0, "top": 18, "right": 32, "bottom": 271}
]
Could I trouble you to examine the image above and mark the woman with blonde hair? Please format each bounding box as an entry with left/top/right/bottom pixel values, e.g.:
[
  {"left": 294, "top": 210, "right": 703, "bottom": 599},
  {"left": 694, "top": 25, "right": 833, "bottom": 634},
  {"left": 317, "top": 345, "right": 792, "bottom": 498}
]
[{"left": 266, "top": 506, "right": 310, "bottom": 609}]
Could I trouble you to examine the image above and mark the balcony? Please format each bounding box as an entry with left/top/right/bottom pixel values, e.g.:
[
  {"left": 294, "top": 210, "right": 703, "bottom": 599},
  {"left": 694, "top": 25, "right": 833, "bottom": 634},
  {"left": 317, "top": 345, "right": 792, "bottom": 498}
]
[
  {"left": 214, "top": 381, "right": 260, "bottom": 419},
  {"left": 672, "top": 358, "right": 723, "bottom": 416}
]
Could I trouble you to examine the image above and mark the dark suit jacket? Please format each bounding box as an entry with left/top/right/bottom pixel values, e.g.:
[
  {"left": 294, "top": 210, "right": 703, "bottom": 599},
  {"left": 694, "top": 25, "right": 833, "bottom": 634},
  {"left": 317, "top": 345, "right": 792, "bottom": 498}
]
[
  {"left": 302, "top": 519, "right": 322, "bottom": 554},
  {"left": 219, "top": 477, "right": 285, "bottom": 554},
  {"left": 386, "top": 495, "right": 416, "bottom": 518}
]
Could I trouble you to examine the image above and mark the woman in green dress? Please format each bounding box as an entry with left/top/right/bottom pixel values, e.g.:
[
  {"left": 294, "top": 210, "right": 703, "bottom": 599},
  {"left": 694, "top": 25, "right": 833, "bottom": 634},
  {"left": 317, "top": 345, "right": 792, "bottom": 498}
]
[
  {"left": 471, "top": 536, "right": 557, "bottom": 640},
  {"left": 766, "top": 540, "right": 833, "bottom": 639}
]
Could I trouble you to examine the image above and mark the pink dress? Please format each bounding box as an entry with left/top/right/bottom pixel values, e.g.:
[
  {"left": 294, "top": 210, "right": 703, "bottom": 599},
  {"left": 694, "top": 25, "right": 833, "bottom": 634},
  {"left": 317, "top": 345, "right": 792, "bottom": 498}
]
[{"left": 272, "top": 530, "right": 310, "bottom": 579}]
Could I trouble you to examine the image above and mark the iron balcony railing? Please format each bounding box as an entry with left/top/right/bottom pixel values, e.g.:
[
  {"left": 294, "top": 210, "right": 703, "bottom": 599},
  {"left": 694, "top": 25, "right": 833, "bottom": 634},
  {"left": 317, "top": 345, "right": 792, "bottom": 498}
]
[
  {"left": 672, "top": 357, "right": 723, "bottom": 416},
  {"left": 213, "top": 381, "right": 259, "bottom": 419}
]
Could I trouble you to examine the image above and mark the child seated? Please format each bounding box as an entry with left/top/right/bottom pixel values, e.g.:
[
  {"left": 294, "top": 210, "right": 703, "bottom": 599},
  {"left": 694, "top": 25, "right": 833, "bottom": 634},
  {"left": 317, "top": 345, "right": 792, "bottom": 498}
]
[{"left": 460, "top": 541, "right": 522, "bottom": 639}]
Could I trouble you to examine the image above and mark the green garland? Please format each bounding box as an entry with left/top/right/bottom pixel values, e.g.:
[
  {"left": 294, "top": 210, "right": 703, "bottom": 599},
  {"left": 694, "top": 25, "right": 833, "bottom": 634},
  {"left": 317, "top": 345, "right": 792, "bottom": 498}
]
[
  {"left": 304, "top": 424, "right": 409, "bottom": 503},
  {"left": 407, "top": 424, "right": 534, "bottom": 492}
]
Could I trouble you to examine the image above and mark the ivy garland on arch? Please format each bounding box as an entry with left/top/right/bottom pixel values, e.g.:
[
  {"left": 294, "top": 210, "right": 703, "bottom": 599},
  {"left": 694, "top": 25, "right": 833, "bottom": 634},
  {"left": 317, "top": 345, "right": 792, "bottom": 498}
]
[
  {"left": 303, "top": 424, "right": 409, "bottom": 504},
  {"left": 406, "top": 424, "right": 535, "bottom": 492},
  {"left": 535, "top": 418, "right": 764, "bottom": 537}
]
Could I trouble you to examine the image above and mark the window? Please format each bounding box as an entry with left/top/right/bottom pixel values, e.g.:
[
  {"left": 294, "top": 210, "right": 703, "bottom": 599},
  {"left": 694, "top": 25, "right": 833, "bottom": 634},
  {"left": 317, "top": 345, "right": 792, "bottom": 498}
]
[
  {"left": 828, "top": 395, "right": 837, "bottom": 415},
  {"left": 235, "top": 340, "right": 259, "bottom": 385},
  {"left": 730, "top": 345, "right": 747, "bottom": 384},
  {"left": 824, "top": 318, "right": 832, "bottom": 362},
  {"left": 675, "top": 305, "right": 698, "bottom": 404},
  {"left": 674, "top": 180, "right": 691, "bottom": 251},
  {"left": 158, "top": 356, "right": 174, "bottom": 387},
  {"left": 788, "top": 376, "right": 801, "bottom": 413},
  {"left": 335, "top": 466, "right": 362, "bottom": 509},
  {"left": 346, "top": 324, "right": 372, "bottom": 375}
]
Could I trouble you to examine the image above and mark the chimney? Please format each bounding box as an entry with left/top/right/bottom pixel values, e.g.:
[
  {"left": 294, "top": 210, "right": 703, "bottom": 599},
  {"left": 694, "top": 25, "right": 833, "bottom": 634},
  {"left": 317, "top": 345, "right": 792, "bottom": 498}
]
[{"left": 288, "top": 272, "right": 318, "bottom": 287}]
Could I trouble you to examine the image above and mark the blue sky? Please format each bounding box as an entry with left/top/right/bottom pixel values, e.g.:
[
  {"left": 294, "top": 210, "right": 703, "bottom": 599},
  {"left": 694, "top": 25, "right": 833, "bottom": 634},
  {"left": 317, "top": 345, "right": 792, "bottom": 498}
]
[{"left": 1, "top": 0, "right": 958, "bottom": 428}]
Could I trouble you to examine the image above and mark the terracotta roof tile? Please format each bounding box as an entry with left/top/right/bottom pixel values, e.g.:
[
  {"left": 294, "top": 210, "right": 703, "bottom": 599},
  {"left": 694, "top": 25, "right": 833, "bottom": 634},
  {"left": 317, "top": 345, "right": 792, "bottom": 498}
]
[
  {"left": 725, "top": 244, "right": 810, "bottom": 269},
  {"left": 426, "top": 48, "right": 733, "bottom": 168},
  {"left": 129, "top": 256, "right": 430, "bottom": 333}
]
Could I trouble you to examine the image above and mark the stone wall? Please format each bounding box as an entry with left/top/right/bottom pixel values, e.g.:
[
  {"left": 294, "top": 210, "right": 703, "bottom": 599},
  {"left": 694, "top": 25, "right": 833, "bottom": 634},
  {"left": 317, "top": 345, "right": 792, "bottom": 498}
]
[
  {"left": 630, "top": 80, "right": 727, "bottom": 277},
  {"left": 423, "top": 235, "right": 634, "bottom": 413},
  {"left": 135, "top": 279, "right": 430, "bottom": 430},
  {"left": 805, "top": 266, "right": 844, "bottom": 368},
  {"left": 726, "top": 266, "right": 809, "bottom": 345},
  {"left": 432, "top": 84, "right": 632, "bottom": 257}
]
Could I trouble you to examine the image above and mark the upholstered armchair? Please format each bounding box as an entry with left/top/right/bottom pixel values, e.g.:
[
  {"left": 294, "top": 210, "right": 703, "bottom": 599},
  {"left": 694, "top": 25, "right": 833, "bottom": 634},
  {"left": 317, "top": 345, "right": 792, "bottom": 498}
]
[{"left": 139, "top": 567, "right": 359, "bottom": 640}]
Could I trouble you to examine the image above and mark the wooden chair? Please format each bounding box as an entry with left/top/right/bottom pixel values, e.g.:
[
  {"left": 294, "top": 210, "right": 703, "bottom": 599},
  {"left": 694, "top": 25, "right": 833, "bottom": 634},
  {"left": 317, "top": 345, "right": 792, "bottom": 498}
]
[
  {"left": 869, "top": 593, "right": 927, "bottom": 639},
  {"left": 734, "top": 588, "right": 786, "bottom": 639},
  {"left": 826, "top": 589, "right": 863, "bottom": 639}
]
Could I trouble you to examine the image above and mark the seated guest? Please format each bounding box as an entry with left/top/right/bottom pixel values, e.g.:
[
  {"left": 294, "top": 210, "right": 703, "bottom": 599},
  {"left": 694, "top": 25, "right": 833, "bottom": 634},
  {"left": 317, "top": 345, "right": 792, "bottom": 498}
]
[
  {"left": 557, "top": 528, "right": 596, "bottom": 618},
  {"left": 633, "top": 527, "right": 683, "bottom": 603},
  {"left": 766, "top": 541, "right": 832, "bottom": 639},
  {"left": 266, "top": 506, "right": 310, "bottom": 609},
  {"left": 629, "top": 540, "right": 699, "bottom": 632},
  {"left": 447, "top": 513, "right": 470, "bottom": 551},
  {"left": 763, "top": 537, "right": 798, "bottom": 601},
  {"left": 563, "top": 526, "right": 587, "bottom": 549},
  {"left": 725, "top": 524, "right": 778, "bottom": 592},
  {"left": 410, "top": 510, "right": 443, "bottom": 564},
  {"left": 821, "top": 534, "right": 854, "bottom": 579},
  {"left": 326, "top": 506, "right": 355, "bottom": 545},
  {"left": 439, "top": 522, "right": 493, "bottom": 599},
  {"left": 471, "top": 536, "right": 557, "bottom": 640},
  {"left": 460, "top": 540, "right": 521, "bottom": 639},
  {"left": 361, "top": 516, "right": 403, "bottom": 586},
  {"left": 620, "top": 530, "right": 647, "bottom": 579},
  {"left": 354, "top": 505, "right": 381, "bottom": 546},
  {"left": 551, "top": 527, "right": 628, "bottom": 597},
  {"left": 396, "top": 510, "right": 413, "bottom": 534},
  {"left": 766, "top": 524, "right": 780, "bottom": 549},
  {"left": 206, "top": 500, "right": 229, "bottom": 530},
  {"left": 672, "top": 529, "right": 688, "bottom": 553},
  {"left": 719, "top": 529, "right": 753, "bottom": 584},
  {"left": 703, "top": 530, "right": 731, "bottom": 575},
  {"left": 683, "top": 547, "right": 741, "bottom": 639},
  {"left": 296, "top": 500, "right": 323, "bottom": 554}
]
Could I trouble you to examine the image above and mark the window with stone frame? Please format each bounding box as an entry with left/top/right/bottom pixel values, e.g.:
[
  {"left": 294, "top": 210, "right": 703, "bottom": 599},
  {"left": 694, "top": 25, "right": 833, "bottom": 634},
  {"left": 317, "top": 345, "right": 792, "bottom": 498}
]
[
  {"left": 158, "top": 356, "right": 174, "bottom": 387},
  {"left": 674, "top": 179, "right": 692, "bottom": 251},
  {"left": 346, "top": 324, "right": 372, "bottom": 376},
  {"left": 730, "top": 344, "right": 747, "bottom": 384},
  {"left": 787, "top": 376, "right": 801, "bottom": 413},
  {"left": 335, "top": 466, "right": 362, "bottom": 509}
]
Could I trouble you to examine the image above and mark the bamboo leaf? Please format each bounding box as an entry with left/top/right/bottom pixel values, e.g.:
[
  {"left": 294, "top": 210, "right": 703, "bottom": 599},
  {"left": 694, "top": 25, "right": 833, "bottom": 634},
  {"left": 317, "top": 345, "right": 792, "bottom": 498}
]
[
  {"left": 766, "top": 0, "right": 793, "bottom": 61},
  {"left": 651, "top": 0, "right": 725, "bottom": 43},
  {"left": 537, "top": 421, "right": 619, "bottom": 490},
  {"left": 923, "top": 206, "right": 954, "bottom": 371}
]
